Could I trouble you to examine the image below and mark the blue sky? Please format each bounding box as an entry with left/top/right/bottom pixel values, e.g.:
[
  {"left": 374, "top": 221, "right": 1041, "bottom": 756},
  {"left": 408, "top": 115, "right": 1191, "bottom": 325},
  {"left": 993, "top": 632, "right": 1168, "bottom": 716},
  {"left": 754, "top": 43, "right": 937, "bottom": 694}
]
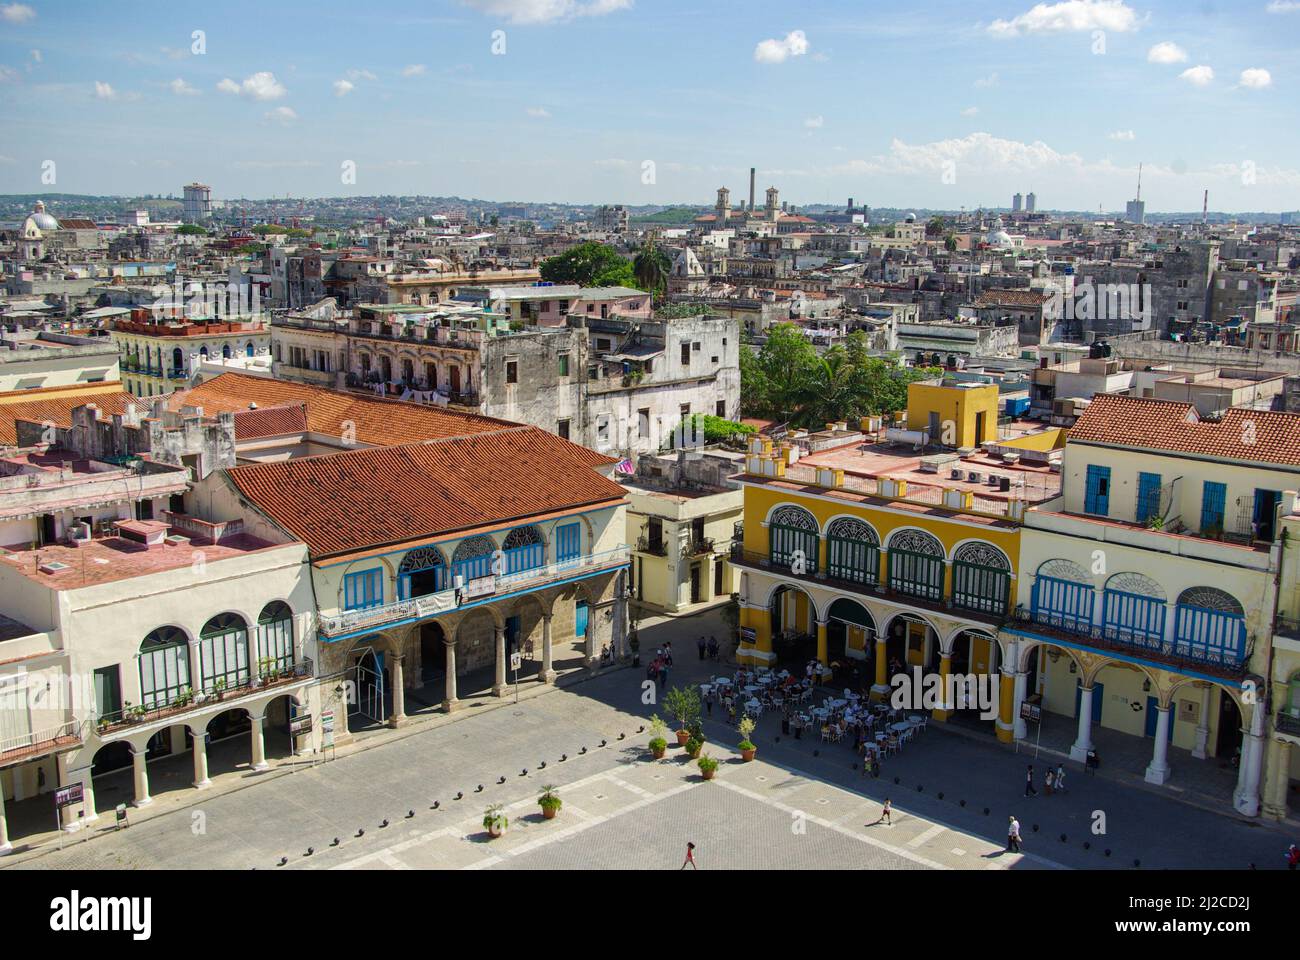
[{"left": 0, "top": 0, "right": 1297, "bottom": 211}]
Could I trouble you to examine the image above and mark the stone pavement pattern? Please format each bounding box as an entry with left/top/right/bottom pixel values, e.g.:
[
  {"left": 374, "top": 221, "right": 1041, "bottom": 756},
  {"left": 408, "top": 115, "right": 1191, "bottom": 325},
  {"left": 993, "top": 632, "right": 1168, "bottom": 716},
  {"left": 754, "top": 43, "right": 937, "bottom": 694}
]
[{"left": 6, "top": 609, "right": 1293, "bottom": 871}]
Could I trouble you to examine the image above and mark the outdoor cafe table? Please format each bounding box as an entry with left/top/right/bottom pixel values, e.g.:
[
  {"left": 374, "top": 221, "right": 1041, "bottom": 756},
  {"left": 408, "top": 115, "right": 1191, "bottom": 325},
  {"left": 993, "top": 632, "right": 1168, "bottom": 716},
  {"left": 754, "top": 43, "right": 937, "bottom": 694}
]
[
  {"left": 827, "top": 698, "right": 847, "bottom": 709},
  {"left": 713, "top": 677, "right": 733, "bottom": 687},
  {"left": 890, "top": 722, "right": 912, "bottom": 733}
]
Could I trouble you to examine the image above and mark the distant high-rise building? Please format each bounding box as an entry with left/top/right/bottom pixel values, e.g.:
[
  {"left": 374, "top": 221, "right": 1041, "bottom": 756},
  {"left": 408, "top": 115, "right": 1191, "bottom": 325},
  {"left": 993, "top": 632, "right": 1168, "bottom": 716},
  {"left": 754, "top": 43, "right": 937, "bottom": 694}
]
[
  {"left": 1025, "top": 192, "right": 1037, "bottom": 214},
  {"left": 1012, "top": 193, "right": 1023, "bottom": 213},
  {"left": 182, "top": 182, "right": 212, "bottom": 223},
  {"left": 1126, "top": 199, "right": 1146, "bottom": 225}
]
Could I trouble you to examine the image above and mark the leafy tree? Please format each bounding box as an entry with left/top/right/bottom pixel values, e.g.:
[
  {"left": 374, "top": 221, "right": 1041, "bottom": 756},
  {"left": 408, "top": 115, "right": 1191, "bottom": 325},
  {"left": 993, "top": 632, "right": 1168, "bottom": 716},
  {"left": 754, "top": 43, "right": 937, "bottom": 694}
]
[
  {"left": 926, "top": 215, "right": 946, "bottom": 238},
  {"left": 177, "top": 223, "right": 208, "bottom": 236},
  {"left": 632, "top": 240, "right": 671, "bottom": 296},
  {"left": 944, "top": 232, "right": 959, "bottom": 253},
  {"left": 675, "top": 414, "right": 755, "bottom": 446},
  {"left": 539, "top": 241, "right": 638, "bottom": 288}
]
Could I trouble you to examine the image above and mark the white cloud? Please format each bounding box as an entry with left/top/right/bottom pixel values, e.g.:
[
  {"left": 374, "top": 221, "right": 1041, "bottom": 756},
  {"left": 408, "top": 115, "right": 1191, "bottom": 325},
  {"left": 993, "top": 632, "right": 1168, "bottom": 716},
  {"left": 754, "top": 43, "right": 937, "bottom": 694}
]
[
  {"left": 1266, "top": 1, "right": 1300, "bottom": 11},
  {"left": 160, "top": 46, "right": 187, "bottom": 61},
  {"left": 754, "top": 30, "right": 809, "bottom": 64},
  {"left": 333, "top": 79, "right": 354, "bottom": 97},
  {"left": 0, "top": 64, "right": 19, "bottom": 82},
  {"left": 1179, "top": 64, "right": 1214, "bottom": 86},
  {"left": 216, "top": 71, "right": 286, "bottom": 101},
  {"left": 974, "top": 72, "right": 999, "bottom": 88},
  {"left": 94, "top": 81, "right": 117, "bottom": 100},
  {"left": 459, "top": 0, "right": 633, "bottom": 25},
  {"left": 1107, "top": 129, "right": 1136, "bottom": 140},
  {"left": 962, "top": 106, "right": 980, "bottom": 117},
  {"left": 29, "top": 48, "right": 40, "bottom": 63},
  {"left": 1239, "top": 68, "right": 1272, "bottom": 89},
  {"left": 401, "top": 64, "right": 426, "bottom": 78},
  {"left": 347, "top": 68, "right": 377, "bottom": 82},
  {"left": 526, "top": 106, "right": 551, "bottom": 118},
  {"left": 264, "top": 106, "right": 298, "bottom": 124},
  {"left": 804, "top": 114, "right": 824, "bottom": 128},
  {"left": 1146, "top": 41, "right": 1188, "bottom": 64},
  {"left": 169, "top": 78, "right": 199, "bottom": 96},
  {"left": 0, "top": 4, "right": 36, "bottom": 24},
  {"left": 989, "top": 0, "right": 1140, "bottom": 38}
]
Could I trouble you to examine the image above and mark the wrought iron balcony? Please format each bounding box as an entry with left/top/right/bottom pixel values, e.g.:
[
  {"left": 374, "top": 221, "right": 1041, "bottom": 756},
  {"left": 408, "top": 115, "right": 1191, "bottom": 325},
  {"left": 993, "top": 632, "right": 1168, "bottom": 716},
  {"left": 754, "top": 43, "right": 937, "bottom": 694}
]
[
  {"left": 0, "top": 719, "right": 83, "bottom": 763},
  {"left": 1010, "top": 607, "right": 1248, "bottom": 680},
  {"left": 95, "top": 658, "right": 315, "bottom": 735},
  {"left": 636, "top": 537, "right": 668, "bottom": 557},
  {"left": 683, "top": 536, "right": 716, "bottom": 558},
  {"left": 318, "top": 547, "right": 631, "bottom": 639},
  {"left": 1276, "top": 712, "right": 1300, "bottom": 738}
]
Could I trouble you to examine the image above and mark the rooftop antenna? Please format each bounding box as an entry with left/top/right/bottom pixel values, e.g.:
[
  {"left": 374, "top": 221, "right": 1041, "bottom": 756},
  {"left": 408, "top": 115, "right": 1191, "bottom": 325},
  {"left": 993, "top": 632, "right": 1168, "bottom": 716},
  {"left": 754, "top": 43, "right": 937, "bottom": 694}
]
[
  {"left": 1136, "top": 162, "right": 1143, "bottom": 202},
  {"left": 1202, "top": 189, "right": 1209, "bottom": 225}
]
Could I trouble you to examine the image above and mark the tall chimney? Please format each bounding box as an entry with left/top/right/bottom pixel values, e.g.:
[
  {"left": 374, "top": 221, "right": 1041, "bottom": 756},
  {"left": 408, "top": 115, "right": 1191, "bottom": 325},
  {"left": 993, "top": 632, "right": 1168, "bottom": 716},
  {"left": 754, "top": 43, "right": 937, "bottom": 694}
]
[{"left": 749, "top": 167, "right": 756, "bottom": 213}]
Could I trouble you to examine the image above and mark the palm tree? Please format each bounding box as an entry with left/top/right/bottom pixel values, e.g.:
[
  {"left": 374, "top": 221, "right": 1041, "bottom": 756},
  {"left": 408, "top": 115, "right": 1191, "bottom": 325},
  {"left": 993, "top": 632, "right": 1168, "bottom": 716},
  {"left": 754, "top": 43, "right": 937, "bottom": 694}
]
[{"left": 632, "top": 240, "right": 671, "bottom": 299}]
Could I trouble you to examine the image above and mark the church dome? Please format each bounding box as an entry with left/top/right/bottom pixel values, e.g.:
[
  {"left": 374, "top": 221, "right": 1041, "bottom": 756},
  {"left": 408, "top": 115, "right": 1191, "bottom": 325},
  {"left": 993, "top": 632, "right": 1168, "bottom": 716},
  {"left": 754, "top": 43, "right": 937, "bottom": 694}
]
[{"left": 28, "top": 200, "right": 59, "bottom": 232}]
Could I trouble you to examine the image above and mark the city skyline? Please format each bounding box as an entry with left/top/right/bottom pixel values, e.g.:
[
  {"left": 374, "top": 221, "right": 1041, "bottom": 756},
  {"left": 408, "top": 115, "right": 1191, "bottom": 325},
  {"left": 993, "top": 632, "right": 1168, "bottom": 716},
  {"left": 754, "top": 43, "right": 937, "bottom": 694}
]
[{"left": 0, "top": 0, "right": 1297, "bottom": 211}]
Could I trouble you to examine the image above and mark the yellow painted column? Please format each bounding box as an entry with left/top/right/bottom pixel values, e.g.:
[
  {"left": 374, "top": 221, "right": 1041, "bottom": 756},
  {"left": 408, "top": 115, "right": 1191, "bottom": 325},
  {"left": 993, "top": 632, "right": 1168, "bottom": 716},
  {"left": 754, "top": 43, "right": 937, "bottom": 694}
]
[
  {"left": 872, "top": 636, "right": 888, "bottom": 699},
  {"left": 816, "top": 620, "right": 828, "bottom": 666},
  {"left": 996, "top": 669, "right": 1016, "bottom": 743},
  {"left": 932, "top": 653, "right": 952, "bottom": 722}
]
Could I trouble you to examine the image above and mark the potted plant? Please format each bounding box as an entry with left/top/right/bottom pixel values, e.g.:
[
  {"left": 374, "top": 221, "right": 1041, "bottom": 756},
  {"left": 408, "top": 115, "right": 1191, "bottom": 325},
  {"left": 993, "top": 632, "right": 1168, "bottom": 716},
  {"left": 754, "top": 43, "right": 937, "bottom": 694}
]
[
  {"left": 538, "top": 786, "right": 562, "bottom": 820},
  {"left": 212, "top": 678, "right": 228, "bottom": 701},
  {"left": 684, "top": 736, "right": 703, "bottom": 759},
  {"left": 648, "top": 714, "right": 668, "bottom": 759},
  {"left": 663, "top": 686, "right": 701, "bottom": 747},
  {"left": 737, "top": 715, "right": 758, "bottom": 761},
  {"left": 483, "top": 804, "right": 508, "bottom": 838},
  {"left": 697, "top": 753, "right": 719, "bottom": 781}
]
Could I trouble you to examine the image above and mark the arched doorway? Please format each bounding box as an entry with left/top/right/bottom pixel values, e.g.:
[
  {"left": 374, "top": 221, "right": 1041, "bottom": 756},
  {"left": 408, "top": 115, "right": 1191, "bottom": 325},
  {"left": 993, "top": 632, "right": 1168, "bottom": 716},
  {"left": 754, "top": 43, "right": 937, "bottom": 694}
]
[
  {"left": 769, "top": 584, "right": 816, "bottom": 667},
  {"left": 419, "top": 620, "right": 447, "bottom": 687},
  {"left": 399, "top": 547, "right": 447, "bottom": 600},
  {"left": 89, "top": 741, "right": 134, "bottom": 814},
  {"left": 825, "top": 597, "right": 876, "bottom": 686},
  {"left": 204, "top": 708, "right": 252, "bottom": 777},
  {"left": 348, "top": 645, "right": 390, "bottom": 731},
  {"left": 262, "top": 694, "right": 299, "bottom": 760}
]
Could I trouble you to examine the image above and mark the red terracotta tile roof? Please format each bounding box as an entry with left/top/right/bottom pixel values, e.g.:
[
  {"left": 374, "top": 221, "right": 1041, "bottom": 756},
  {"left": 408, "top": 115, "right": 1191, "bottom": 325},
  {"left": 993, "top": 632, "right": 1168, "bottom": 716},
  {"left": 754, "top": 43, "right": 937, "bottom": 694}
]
[
  {"left": 172, "top": 372, "right": 517, "bottom": 446},
  {"left": 224, "top": 426, "right": 624, "bottom": 557},
  {"left": 973, "top": 289, "right": 1052, "bottom": 308},
  {"left": 1068, "top": 395, "right": 1300, "bottom": 466},
  {"left": 0, "top": 390, "right": 138, "bottom": 445},
  {"left": 232, "top": 403, "right": 309, "bottom": 440}
]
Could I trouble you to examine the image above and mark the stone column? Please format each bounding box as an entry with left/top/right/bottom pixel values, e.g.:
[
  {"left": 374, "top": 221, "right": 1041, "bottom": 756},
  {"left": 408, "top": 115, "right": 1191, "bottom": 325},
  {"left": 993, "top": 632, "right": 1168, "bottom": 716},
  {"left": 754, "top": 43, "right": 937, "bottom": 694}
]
[
  {"left": 1069, "top": 684, "right": 1095, "bottom": 762},
  {"left": 389, "top": 655, "right": 406, "bottom": 726},
  {"left": 249, "top": 714, "right": 268, "bottom": 771},
  {"left": 192, "top": 727, "right": 211, "bottom": 788},
  {"left": 540, "top": 614, "right": 556, "bottom": 684},
  {"left": 872, "top": 636, "right": 889, "bottom": 698},
  {"left": 72, "top": 766, "right": 98, "bottom": 825},
  {"left": 615, "top": 586, "right": 630, "bottom": 661},
  {"left": 996, "top": 666, "right": 1017, "bottom": 743},
  {"left": 1233, "top": 704, "right": 1265, "bottom": 817},
  {"left": 188, "top": 641, "right": 203, "bottom": 697},
  {"left": 493, "top": 626, "right": 508, "bottom": 697},
  {"left": 0, "top": 785, "right": 11, "bottom": 855},
  {"left": 1191, "top": 685, "right": 1212, "bottom": 759},
  {"left": 584, "top": 611, "right": 597, "bottom": 672},
  {"left": 443, "top": 638, "right": 461, "bottom": 711},
  {"left": 1011, "top": 670, "right": 1030, "bottom": 739},
  {"left": 815, "top": 620, "right": 828, "bottom": 666},
  {"left": 932, "top": 651, "right": 954, "bottom": 721},
  {"left": 131, "top": 746, "right": 152, "bottom": 807},
  {"left": 1144, "top": 704, "right": 1172, "bottom": 785},
  {"left": 1262, "top": 738, "right": 1291, "bottom": 821}
]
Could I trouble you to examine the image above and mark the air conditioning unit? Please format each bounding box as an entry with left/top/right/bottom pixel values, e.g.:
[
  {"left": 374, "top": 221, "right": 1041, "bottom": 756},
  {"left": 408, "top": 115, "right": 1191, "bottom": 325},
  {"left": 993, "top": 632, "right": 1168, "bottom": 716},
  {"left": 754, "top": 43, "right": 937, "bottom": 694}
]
[{"left": 967, "top": 471, "right": 982, "bottom": 483}]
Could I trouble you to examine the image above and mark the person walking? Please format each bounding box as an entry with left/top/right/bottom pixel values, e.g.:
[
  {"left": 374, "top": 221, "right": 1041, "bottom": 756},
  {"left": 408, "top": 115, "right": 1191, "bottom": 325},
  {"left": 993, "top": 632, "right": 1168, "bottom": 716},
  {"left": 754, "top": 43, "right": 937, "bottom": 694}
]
[
  {"left": 1044, "top": 768, "right": 1055, "bottom": 796},
  {"left": 657, "top": 660, "right": 668, "bottom": 689},
  {"left": 681, "top": 842, "right": 697, "bottom": 870},
  {"left": 1287, "top": 844, "right": 1300, "bottom": 871},
  {"left": 1054, "top": 764, "right": 1066, "bottom": 794},
  {"left": 705, "top": 695, "right": 713, "bottom": 717},
  {"left": 708, "top": 636, "right": 719, "bottom": 660},
  {"left": 664, "top": 642, "right": 673, "bottom": 667},
  {"left": 1007, "top": 816, "right": 1022, "bottom": 852},
  {"left": 876, "top": 798, "right": 892, "bottom": 826},
  {"left": 1024, "top": 765, "right": 1038, "bottom": 798},
  {"left": 697, "top": 636, "right": 706, "bottom": 661}
]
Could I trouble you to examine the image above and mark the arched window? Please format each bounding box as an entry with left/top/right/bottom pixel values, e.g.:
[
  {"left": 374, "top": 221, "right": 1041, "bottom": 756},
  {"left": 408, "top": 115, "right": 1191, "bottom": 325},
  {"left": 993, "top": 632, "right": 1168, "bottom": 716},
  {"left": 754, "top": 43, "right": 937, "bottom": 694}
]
[
  {"left": 1032, "top": 559, "right": 1094, "bottom": 633},
  {"left": 1174, "top": 587, "right": 1246, "bottom": 666},
  {"left": 171, "top": 347, "right": 183, "bottom": 374},
  {"left": 769, "top": 504, "right": 819, "bottom": 574},
  {"left": 222, "top": 343, "right": 232, "bottom": 360},
  {"left": 502, "top": 525, "right": 545, "bottom": 575},
  {"left": 139, "top": 626, "right": 190, "bottom": 711},
  {"left": 826, "top": 517, "right": 879, "bottom": 585},
  {"left": 401, "top": 358, "right": 415, "bottom": 384},
  {"left": 952, "top": 541, "right": 1011, "bottom": 615},
  {"left": 887, "top": 528, "right": 944, "bottom": 602},
  {"left": 199, "top": 345, "right": 209, "bottom": 360},
  {"left": 199, "top": 613, "right": 250, "bottom": 692},
  {"left": 245, "top": 341, "right": 255, "bottom": 358},
  {"left": 257, "top": 602, "right": 294, "bottom": 674},
  {"left": 380, "top": 356, "right": 393, "bottom": 382},
  {"left": 398, "top": 546, "right": 447, "bottom": 599},
  {"left": 1102, "top": 573, "right": 1166, "bottom": 650},
  {"left": 452, "top": 535, "right": 497, "bottom": 583}
]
